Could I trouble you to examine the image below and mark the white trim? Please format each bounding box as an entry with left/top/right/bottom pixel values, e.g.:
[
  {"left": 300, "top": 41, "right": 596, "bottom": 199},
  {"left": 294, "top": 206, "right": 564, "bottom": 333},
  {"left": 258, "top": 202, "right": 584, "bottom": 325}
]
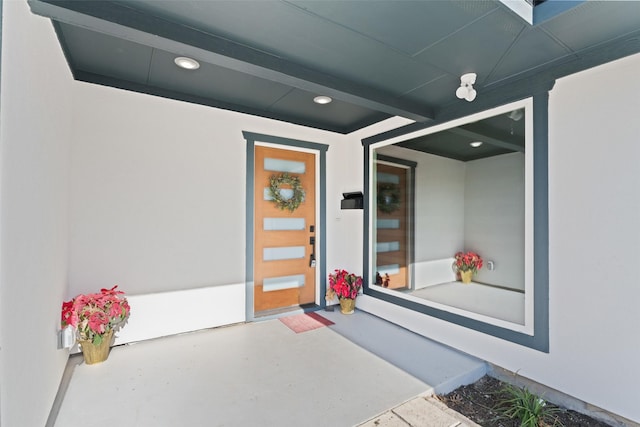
[{"left": 94, "top": 284, "right": 245, "bottom": 349}]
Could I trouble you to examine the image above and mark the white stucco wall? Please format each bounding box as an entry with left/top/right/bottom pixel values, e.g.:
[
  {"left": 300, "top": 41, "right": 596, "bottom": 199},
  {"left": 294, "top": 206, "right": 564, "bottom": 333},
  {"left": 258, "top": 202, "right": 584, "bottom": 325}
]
[
  {"left": 0, "top": 1, "right": 73, "bottom": 426},
  {"left": 359, "top": 52, "right": 640, "bottom": 423},
  {"left": 465, "top": 152, "right": 525, "bottom": 290},
  {"left": 68, "top": 78, "right": 397, "bottom": 342}
]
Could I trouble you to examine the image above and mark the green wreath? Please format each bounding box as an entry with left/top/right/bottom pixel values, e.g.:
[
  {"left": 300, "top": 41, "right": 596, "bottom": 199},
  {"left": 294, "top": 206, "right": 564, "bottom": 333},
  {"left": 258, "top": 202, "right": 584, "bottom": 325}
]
[
  {"left": 377, "top": 183, "right": 400, "bottom": 213},
  {"left": 268, "top": 173, "right": 305, "bottom": 212}
]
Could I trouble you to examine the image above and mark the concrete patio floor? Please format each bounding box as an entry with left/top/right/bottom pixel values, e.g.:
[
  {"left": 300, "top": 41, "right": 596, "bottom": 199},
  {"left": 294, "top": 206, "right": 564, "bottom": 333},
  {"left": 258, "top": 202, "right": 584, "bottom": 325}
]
[{"left": 51, "top": 310, "right": 486, "bottom": 427}]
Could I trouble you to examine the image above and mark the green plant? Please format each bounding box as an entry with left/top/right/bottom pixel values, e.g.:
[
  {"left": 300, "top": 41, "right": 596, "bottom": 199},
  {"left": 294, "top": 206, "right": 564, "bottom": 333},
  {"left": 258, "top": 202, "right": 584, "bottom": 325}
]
[
  {"left": 498, "top": 384, "right": 562, "bottom": 427},
  {"left": 268, "top": 173, "right": 305, "bottom": 212}
]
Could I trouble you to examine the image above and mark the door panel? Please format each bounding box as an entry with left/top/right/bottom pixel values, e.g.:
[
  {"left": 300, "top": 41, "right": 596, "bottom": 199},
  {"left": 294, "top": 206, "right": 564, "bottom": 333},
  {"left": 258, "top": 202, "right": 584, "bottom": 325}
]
[
  {"left": 254, "top": 146, "right": 316, "bottom": 313},
  {"left": 375, "top": 163, "right": 408, "bottom": 289}
]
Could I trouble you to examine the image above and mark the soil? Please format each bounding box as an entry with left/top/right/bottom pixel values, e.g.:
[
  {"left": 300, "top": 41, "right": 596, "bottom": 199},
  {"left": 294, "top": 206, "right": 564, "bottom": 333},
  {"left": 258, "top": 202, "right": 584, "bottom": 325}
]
[{"left": 438, "top": 376, "right": 612, "bottom": 427}]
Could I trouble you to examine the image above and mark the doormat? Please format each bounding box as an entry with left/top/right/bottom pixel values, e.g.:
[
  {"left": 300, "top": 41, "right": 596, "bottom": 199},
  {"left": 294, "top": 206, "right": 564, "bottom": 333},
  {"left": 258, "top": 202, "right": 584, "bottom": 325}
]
[{"left": 279, "top": 312, "right": 334, "bottom": 333}]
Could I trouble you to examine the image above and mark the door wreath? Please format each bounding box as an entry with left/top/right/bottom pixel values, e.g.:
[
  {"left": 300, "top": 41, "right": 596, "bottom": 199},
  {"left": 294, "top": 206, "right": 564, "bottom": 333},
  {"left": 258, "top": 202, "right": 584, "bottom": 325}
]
[
  {"left": 377, "top": 183, "right": 400, "bottom": 213},
  {"left": 268, "top": 173, "right": 305, "bottom": 212}
]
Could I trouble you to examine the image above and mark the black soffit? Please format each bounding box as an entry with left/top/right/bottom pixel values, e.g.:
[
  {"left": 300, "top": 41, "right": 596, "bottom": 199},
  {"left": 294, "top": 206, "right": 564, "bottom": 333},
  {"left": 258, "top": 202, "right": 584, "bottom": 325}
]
[{"left": 29, "top": 1, "right": 640, "bottom": 139}]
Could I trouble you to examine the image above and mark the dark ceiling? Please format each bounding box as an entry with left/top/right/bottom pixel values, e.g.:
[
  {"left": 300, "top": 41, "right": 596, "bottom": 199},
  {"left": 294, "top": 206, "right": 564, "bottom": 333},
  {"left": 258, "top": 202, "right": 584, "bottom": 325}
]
[{"left": 29, "top": 0, "right": 640, "bottom": 139}]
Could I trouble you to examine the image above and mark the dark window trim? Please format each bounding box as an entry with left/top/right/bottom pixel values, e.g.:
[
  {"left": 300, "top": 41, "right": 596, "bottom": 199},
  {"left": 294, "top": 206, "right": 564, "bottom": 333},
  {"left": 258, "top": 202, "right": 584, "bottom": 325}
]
[{"left": 362, "top": 93, "right": 550, "bottom": 352}]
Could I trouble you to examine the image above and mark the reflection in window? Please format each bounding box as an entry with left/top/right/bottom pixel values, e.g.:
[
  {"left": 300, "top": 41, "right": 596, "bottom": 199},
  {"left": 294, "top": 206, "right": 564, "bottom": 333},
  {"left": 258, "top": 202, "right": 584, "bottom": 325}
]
[{"left": 370, "top": 100, "right": 532, "bottom": 330}]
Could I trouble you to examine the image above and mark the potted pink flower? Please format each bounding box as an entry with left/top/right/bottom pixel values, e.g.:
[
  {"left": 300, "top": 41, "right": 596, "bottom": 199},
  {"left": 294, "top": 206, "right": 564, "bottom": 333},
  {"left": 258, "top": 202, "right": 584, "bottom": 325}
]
[
  {"left": 454, "top": 251, "right": 483, "bottom": 284},
  {"left": 327, "top": 269, "right": 363, "bottom": 314},
  {"left": 61, "top": 285, "right": 130, "bottom": 364}
]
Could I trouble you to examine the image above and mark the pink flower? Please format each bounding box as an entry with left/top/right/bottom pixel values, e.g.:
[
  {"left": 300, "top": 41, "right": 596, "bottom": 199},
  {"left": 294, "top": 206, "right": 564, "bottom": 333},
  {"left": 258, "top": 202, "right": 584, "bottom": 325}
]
[
  {"left": 454, "top": 251, "right": 483, "bottom": 273},
  {"left": 88, "top": 311, "right": 108, "bottom": 334},
  {"left": 59, "top": 285, "right": 130, "bottom": 343}
]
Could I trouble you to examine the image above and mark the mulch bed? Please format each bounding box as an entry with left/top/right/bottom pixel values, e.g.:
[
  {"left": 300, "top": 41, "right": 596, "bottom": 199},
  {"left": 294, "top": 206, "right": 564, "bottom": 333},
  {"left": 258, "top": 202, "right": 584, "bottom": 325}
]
[{"left": 438, "top": 376, "right": 613, "bottom": 427}]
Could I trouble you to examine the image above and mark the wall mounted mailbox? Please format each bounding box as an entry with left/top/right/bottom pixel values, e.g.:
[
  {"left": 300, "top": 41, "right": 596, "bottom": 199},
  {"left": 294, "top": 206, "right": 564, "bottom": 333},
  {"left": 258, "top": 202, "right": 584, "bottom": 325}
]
[{"left": 341, "top": 192, "right": 363, "bottom": 210}]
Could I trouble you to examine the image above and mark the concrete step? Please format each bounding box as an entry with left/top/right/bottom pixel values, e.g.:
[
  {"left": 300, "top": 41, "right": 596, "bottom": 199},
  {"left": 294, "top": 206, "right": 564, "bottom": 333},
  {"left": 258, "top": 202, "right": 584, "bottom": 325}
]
[{"left": 321, "top": 309, "right": 487, "bottom": 394}]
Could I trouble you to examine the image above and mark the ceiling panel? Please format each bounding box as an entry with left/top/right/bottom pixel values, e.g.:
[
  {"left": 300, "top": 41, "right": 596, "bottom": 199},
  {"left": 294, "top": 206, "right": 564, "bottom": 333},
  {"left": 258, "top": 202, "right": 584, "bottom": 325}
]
[
  {"left": 289, "top": 1, "right": 500, "bottom": 56},
  {"left": 120, "top": 0, "right": 446, "bottom": 95},
  {"left": 29, "top": 0, "right": 640, "bottom": 138},
  {"left": 269, "top": 88, "right": 390, "bottom": 133},
  {"left": 414, "top": 8, "right": 525, "bottom": 81},
  {"left": 397, "top": 130, "right": 514, "bottom": 162},
  {"left": 58, "top": 23, "right": 153, "bottom": 85},
  {"left": 541, "top": 1, "right": 640, "bottom": 52},
  {"left": 487, "top": 26, "right": 574, "bottom": 84},
  {"left": 148, "top": 50, "right": 293, "bottom": 111},
  {"left": 400, "top": 75, "right": 461, "bottom": 108}
]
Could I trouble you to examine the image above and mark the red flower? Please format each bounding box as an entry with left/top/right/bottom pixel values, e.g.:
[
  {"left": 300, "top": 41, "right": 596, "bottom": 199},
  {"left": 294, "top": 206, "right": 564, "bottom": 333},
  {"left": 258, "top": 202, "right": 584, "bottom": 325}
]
[
  {"left": 88, "top": 311, "right": 108, "bottom": 334},
  {"left": 59, "top": 285, "right": 130, "bottom": 344},
  {"left": 454, "top": 251, "right": 483, "bottom": 273},
  {"left": 329, "top": 269, "right": 363, "bottom": 299}
]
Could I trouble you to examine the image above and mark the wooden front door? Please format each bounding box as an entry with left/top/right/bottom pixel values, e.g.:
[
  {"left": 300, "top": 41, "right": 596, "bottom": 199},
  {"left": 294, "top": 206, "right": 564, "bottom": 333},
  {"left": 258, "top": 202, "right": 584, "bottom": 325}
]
[
  {"left": 375, "top": 162, "right": 409, "bottom": 289},
  {"left": 254, "top": 145, "right": 316, "bottom": 314}
]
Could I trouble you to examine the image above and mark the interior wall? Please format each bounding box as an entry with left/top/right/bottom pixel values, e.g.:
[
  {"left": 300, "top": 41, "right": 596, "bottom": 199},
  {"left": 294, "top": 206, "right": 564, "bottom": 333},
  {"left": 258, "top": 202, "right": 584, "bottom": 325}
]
[
  {"left": 0, "top": 2, "right": 73, "bottom": 426},
  {"left": 464, "top": 152, "right": 525, "bottom": 290},
  {"left": 360, "top": 52, "right": 640, "bottom": 423}
]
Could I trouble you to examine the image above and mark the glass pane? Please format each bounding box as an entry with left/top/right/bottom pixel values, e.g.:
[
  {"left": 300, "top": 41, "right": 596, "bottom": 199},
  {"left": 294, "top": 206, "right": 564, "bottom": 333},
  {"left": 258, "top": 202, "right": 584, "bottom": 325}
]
[
  {"left": 376, "top": 241, "right": 401, "bottom": 253},
  {"left": 263, "top": 274, "right": 305, "bottom": 292},
  {"left": 263, "top": 246, "right": 305, "bottom": 261},
  {"left": 263, "top": 218, "right": 305, "bottom": 231},
  {"left": 264, "top": 187, "right": 294, "bottom": 201},
  {"left": 371, "top": 101, "right": 530, "bottom": 330},
  {"left": 263, "top": 187, "right": 304, "bottom": 202},
  {"left": 377, "top": 219, "right": 400, "bottom": 229},
  {"left": 377, "top": 264, "right": 400, "bottom": 275},
  {"left": 377, "top": 172, "right": 400, "bottom": 184},
  {"left": 264, "top": 158, "right": 306, "bottom": 174}
]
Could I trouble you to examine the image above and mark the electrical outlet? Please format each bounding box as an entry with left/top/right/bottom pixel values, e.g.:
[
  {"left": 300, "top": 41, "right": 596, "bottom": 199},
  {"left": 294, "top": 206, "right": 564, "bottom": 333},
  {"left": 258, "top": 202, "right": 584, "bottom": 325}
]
[{"left": 58, "top": 327, "right": 75, "bottom": 349}]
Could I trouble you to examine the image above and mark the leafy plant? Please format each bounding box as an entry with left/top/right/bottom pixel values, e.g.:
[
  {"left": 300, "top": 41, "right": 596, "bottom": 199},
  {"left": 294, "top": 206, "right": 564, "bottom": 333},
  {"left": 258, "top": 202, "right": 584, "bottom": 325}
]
[
  {"left": 454, "top": 251, "right": 483, "bottom": 273},
  {"left": 498, "top": 384, "right": 562, "bottom": 427},
  {"left": 327, "top": 269, "right": 363, "bottom": 300},
  {"left": 61, "top": 285, "right": 130, "bottom": 345}
]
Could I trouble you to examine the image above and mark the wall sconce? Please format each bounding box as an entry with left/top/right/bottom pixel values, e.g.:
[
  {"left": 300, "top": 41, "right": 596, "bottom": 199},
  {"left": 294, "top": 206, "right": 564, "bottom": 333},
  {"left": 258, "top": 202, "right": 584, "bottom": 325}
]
[{"left": 455, "top": 73, "right": 477, "bottom": 102}]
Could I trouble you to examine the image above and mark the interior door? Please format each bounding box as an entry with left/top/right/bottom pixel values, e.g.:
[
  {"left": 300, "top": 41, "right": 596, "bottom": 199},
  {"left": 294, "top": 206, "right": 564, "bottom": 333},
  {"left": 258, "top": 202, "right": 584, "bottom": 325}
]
[
  {"left": 375, "top": 162, "right": 409, "bottom": 289},
  {"left": 254, "top": 145, "right": 316, "bottom": 314}
]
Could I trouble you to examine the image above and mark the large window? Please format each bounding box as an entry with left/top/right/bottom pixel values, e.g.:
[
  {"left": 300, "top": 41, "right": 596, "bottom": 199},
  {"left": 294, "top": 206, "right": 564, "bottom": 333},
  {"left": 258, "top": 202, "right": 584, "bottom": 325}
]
[{"left": 364, "top": 97, "right": 549, "bottom": 350}]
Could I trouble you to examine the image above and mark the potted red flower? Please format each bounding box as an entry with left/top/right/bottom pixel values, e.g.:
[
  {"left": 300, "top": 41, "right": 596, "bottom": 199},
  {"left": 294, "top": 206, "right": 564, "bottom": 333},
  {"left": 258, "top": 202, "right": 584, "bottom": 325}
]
[
  {"left": 61, "top": 285, "right": 130, "bottom": 364},
  {"left": 327, "top": 269, "right": 363, "bottom": 314},
  {"left": 454, "top": 251, "right": 483, "bottom": 284}
]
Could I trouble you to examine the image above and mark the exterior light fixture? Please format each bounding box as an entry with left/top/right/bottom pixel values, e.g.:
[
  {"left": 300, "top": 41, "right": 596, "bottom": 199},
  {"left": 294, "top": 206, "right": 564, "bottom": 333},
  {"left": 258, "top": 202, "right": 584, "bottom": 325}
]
[
  {"left": 174, "top": 56, "right": 200, "bottom": 70},
  {"left": 456, "top": 73, "right": 477, "bottom": 102},
  {"left": 313, "top": 95, "right": 332, "bottom": 105},
  {"left": 470, "top": 141, "right": 483, "bottom": 148}
]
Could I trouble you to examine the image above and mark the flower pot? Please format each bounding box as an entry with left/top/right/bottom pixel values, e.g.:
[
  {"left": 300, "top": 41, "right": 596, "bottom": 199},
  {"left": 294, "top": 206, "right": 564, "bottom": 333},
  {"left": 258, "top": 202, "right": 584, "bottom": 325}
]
[
  {"left": 79, "top": 330, "right": 114, "bottom": 365},
  {"left": 339, "top": 297, "right": 356, "bottom": 315},
  {"left": 460, "top": 270, "right": 473, "bottom": 284}
]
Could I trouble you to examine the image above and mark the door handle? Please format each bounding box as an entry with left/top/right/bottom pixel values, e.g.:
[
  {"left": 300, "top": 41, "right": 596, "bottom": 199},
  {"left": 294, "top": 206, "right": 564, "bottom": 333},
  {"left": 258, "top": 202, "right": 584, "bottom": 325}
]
[{"left": 309, "top": 236, "right": 316, "bottom": 267}]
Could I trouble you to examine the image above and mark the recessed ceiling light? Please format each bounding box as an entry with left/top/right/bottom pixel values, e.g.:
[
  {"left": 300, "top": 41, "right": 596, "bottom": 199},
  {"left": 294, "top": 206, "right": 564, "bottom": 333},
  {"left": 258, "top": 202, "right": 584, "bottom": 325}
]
[
  {"left": 313, "top": 95, "right": 332, "bottom": 105},
  {"left": 174, "top": 56, "right": 200, "bottom": 70},
  {"left": 470, "top": 141, "right": 483, "bottom": 148}
]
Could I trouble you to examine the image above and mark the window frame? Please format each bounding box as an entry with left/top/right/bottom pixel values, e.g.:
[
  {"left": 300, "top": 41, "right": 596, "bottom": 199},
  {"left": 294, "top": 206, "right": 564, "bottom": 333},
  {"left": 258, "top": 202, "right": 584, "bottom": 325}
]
[{"left": 362, "top": 93, "right": 549, "bottom": 351}]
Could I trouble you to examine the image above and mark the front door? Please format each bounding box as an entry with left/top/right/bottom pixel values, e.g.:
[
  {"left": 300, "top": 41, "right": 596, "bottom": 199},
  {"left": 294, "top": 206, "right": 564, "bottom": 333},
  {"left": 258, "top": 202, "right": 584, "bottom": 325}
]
[
  {"left": 253, "top": 145, "right": 316, "bottom": 315},
  {"left": 375, "top": 162, "right": 409, "bottom": 289}
]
